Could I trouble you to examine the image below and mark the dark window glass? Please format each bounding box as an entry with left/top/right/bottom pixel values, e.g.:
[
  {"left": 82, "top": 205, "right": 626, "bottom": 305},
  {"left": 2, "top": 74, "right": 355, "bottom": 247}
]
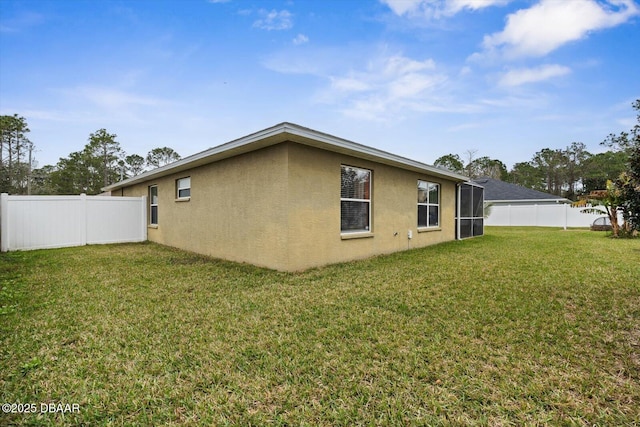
[
  {"left": 418, "top": 205, "right": 428, "bottom": 227},
  {"left": 151, "top": 206, "right": 158, "bottom": 224},
  {"left": 429, "top": 206, "right": 439, "bottom": 227},
  {"left": 341, "top": 201, "right": 370, "bottom": 232}
]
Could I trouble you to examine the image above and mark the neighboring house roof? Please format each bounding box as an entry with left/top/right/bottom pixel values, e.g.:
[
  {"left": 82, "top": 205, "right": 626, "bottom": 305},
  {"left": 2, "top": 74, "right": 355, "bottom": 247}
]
[
  {"left": 104, "top": 122, "right": 470, "bottom": 192},
  {"left": 472, "top": 177, "right": 569, "bottom": 203}
]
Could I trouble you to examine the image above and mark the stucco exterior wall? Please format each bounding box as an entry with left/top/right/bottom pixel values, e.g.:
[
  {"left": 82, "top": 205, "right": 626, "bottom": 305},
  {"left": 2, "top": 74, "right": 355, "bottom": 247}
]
[
  {"left": 286, "top": 143, "right": 456, "bottom": 270},
  {"left": 122, "top": 144, "right": 290, "bottom": 270},
  {"left": 119, "top": 141, "right": 458, "bottom": 271}
]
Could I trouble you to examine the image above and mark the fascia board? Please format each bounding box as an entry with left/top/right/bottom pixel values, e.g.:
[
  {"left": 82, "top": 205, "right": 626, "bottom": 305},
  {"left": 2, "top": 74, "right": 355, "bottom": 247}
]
[
  {"left": 282, "top": 123, "right": 470, "bottom": 182},
  {"left": 103, "top": 124, "right": 290, "bottom": 191},
  {"left": 103, "top": 122, "right": 470, "bottom": 192}
]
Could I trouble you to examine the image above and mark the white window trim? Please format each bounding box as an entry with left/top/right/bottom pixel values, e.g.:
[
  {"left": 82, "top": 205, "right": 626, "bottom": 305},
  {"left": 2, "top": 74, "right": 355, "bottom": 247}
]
[
  {"left": 149, "top": 185, "right": 158, "bottom": 226},
  {"left": 418, "top": 180, "right": 440, "bottom": 229},
  {"left": 341, "top": 165, "right": 372, "bottom": 234},
  {"left": 176, "top": 177, "right": 191, "bottom": 200}
]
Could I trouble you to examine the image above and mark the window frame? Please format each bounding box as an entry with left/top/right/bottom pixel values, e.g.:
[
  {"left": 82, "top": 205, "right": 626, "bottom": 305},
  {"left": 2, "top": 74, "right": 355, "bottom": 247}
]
[
  {"left": 176, "top": 177, "right": 191, "bottom": 200},
  {"left": 149, "top": 185, "right": 158, "bottom": 226},
  {"left": 340, "top": 165, "right": 372, "bottom": 234},
  {"left": 417, "top": 180, "right": 440, "bottom": 229}
]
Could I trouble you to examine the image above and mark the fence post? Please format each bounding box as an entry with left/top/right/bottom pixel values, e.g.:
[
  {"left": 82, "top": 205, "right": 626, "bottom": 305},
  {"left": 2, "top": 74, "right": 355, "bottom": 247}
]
[
  {"left": 1, "top": 193, "right": 9, "bottom": 252},
  {"left": 80, "top": 193, "right": 88, "bottom": 246},
  {"left": 141, "top": 196, "right": 147, "bottom": 241}
]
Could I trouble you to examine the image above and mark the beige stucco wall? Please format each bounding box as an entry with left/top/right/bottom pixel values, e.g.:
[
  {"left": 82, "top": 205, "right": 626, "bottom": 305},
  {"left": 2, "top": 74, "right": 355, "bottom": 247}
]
[
  {"left": 286, "top": 143, "right": 456, "bottom": 270},
  {"left": 122, "top": 144, "right": 291, "bottom": 270},
  {"left": 119, "top": 141, "right": 458, "bottom": 271}
]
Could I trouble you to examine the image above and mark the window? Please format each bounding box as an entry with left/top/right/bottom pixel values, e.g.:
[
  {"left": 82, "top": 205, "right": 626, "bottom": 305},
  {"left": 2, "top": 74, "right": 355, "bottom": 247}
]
[
  {"left": 149, "top": 185, "right": 158, "bottom": 225},
  {"left": 176, "top": 177, "right": 191, "bottom": 199},
  {"left": 418, "top": 181, "right": 440, "bottom": 228},
  {"left": 341, "top": 165, "right": 371, "bottom": 233}
]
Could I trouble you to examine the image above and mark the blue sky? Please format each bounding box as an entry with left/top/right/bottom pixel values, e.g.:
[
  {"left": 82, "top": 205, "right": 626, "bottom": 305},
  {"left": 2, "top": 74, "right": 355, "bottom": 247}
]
[{"left": 1, "top": 0, "right": 639, "bottom": 170}]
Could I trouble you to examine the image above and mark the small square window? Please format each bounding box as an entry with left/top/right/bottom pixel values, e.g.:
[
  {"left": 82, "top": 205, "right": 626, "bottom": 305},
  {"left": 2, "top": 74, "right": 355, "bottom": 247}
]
[{"left": 176, "top": 177, "right": 190, "bottom": 199}]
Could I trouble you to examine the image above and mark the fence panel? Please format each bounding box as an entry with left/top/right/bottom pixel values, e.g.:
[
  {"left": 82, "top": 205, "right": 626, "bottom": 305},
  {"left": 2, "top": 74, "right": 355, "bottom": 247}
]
[
  {"left": 1, "top": 194, "right": 147, "bottom": 252},
  {"left": 86, "top": 196, "right": 146, "bottom": 244},
  {"left": 486, "top": 204, "right": 608, "bottom": 228}
]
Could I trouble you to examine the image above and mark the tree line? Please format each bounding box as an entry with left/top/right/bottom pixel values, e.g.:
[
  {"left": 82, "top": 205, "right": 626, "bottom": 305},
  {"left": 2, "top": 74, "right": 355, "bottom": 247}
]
[
  {"left": 434, "top": 99, "right": 639, "bottom": 235},
  {"left": 435, "top": 142, "right": 627, "bottom": 201},
  {"left": 0, "top": 119, "right": 180, "bottom": 195},
  {"left": 1, "top": 99, "right": 638, "bottom": 234}
]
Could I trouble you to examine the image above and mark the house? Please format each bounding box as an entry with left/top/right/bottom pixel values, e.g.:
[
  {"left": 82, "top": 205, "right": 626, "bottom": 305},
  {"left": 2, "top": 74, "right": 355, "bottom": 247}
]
[
  {"left": 104, "top": 123, "right": 483, "bottom": 271},
  {"left": 472, "top": 177, "right": 604, "bottom": 228},
  {"left": 472, "top": 177, "right": 569, "bottom": 206}
]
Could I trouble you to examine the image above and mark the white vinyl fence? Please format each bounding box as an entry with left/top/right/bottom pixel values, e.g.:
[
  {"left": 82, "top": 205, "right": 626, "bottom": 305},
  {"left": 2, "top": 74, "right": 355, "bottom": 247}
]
[
  {"left": 486, "top": 203, "right": 608, "bottom": 229},
  {"left": 1, "top": 193, "right": 147, "bottom": 252}
]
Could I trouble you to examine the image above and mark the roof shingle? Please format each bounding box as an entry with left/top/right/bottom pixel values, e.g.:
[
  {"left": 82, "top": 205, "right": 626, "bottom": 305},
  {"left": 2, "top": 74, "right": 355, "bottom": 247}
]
[{"left": 472, "top": 177, "right": 568, "bottom": 202}]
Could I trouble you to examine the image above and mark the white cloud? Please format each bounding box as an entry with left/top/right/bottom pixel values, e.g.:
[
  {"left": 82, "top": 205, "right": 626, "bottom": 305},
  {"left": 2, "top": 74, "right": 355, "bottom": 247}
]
[
  {"left": 388, "top": 72, "right": 443, "bottom": 99},
  {"left": 380, "top": 0, "right": 510, "bottom": 18},
  {"left": 459, "top": 66, "right": 472, "bottom": 76},
  {"left": 446, "top": 0, "right": 512, "bottom": 14},
  {"left": 252, "top": 9, "right": 293, "bottom": 31},
  {"left": 330, "top": 77, "right": 371, "bottom": 92},
  {"left": 381, "top": 0, "right": 423, "bottom": 15},
  {"left": 60, "top": 86, "right": 167, "bottom": 110},
  {"left": 383, "top": 55, "right": 435, "bottom": 75},
  {"left": 261, "top": 46, "right": 362, "bottom": 76},
  {"left": 478, "top": 0, "right": 639, "bottom": 59},
  {"left": 293, "top": 33, "right": 309, "bottom": 45},
  {"left": 322, "top": 54, "right": 448, "bottom": 120},
  {"left": 499, "top": 64, "right": 571, "bottom": 86}
]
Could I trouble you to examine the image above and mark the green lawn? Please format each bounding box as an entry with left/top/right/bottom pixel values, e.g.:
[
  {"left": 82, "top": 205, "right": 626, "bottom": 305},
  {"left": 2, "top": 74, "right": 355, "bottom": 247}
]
[{"left": 1, "top": 227, "right": 639, "bottom": 426}]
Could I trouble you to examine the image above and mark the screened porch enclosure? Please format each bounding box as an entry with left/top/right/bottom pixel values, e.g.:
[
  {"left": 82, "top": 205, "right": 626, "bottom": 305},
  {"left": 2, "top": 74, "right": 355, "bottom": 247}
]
[{"left": 457, "top": 182, "right": 484, "bottom": 239}]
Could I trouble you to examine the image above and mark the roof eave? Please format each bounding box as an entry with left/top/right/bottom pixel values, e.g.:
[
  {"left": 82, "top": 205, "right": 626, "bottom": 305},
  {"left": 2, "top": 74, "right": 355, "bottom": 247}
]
[
  {"left": 485, "top": 198, "right": 570, "bottom": 203},
  {"left": 103, "top": 122, "right": 469, "bottom": 192},
  {"left": 282, "top": 124, "right": 469, "bottom": 182}
]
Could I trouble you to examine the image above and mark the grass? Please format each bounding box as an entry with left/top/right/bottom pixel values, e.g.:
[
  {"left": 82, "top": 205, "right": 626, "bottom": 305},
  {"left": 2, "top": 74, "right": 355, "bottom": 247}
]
[{"left": 1, "top": 227, "right": 639, "bottom": 426}]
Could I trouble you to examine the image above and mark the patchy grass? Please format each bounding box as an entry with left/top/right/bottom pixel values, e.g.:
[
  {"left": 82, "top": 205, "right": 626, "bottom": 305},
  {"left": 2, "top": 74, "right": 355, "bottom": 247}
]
[{"left": 1, "top": 227, "right": 639, "bottom": 426}]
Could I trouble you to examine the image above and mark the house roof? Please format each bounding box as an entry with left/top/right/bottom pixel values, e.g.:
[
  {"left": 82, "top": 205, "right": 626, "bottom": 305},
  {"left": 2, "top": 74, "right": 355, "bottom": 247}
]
[
  {"left": 472, "top": 177, "right": 569, "bottom": 203},
  {"left": 103, "top": 122, "right": 470, "bottom": 192}
]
